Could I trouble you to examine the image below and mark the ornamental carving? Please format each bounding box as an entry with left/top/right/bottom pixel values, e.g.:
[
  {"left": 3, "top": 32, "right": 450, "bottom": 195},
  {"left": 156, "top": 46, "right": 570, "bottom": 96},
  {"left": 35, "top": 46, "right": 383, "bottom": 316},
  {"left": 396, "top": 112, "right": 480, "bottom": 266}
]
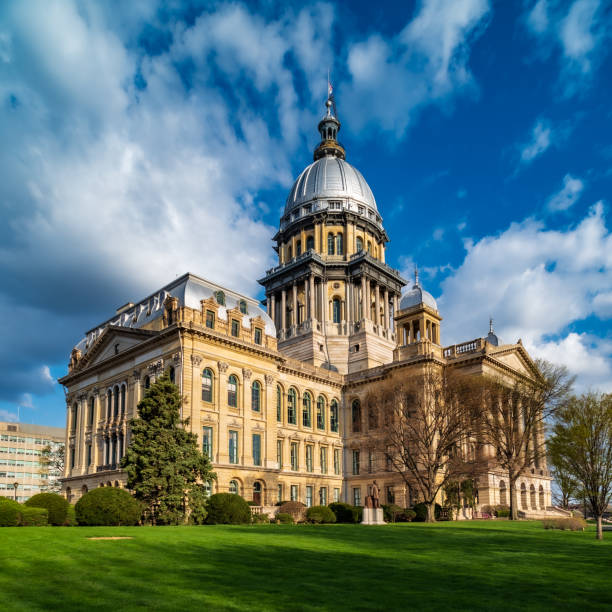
[
  {"left": 132, "top": 369, "right": 141, "bottom": 381},
  {"left": 92, "top": 387, "right": 99, "bottom": 397},
  {"left": 191, "top": 355, "right": 203, "bottom": 367},
  {"left": 242, "top": 368, "right": 252, "bottom": 381},
  {"left": 264, "top": 374, "right": 275, "bottom": 385},
  {"left": 173, "top": 352, "right": 181, "bottom": 364},
  {"left": 148, "top": 360, "right": 164, "bottom": 374},
  {"left": 218, "top": 361, "right": 229, "bottom": 373}
]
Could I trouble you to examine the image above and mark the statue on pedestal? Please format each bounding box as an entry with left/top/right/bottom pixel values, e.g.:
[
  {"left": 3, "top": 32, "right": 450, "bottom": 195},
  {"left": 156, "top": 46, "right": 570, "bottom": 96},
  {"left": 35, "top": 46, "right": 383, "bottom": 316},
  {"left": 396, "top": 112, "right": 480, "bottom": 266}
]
[
  {"left": 362, "top": 480, "right": 385, "bottom": 524},
  {"left": 364, "top": 480, "right": 381, "bottom": 509}
]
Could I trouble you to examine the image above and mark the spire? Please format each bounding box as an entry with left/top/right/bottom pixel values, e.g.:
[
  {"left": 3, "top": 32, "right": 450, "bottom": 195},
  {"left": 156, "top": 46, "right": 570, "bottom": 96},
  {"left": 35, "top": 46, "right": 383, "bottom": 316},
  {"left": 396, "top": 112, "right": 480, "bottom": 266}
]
[
  {"left": 314, "top": 79, "right": 345, "bottom": 161},
  {"left": 414, "top": 265, "right": 420, "bottom": 287},
  {"left": 489, "top": 316, "right": 494, "bottom": 334}
]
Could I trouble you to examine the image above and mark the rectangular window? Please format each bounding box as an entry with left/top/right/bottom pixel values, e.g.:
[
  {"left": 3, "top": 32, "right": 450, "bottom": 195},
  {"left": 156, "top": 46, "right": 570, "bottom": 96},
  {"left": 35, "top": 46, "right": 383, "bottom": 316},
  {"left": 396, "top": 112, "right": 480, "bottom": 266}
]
[
  {"left": 319, "top": 487, "right": 327, "bottom": 506},
  {"left": 252, "top": 433, "right": 261, "bottom": 467},
  {"left": 229, "top": 430, "right": 238, "bottom": 464},
  {"left": 277, "top": 439, "right": 283, "bottom": 469},
  {"left": 70, "top": 447, "right": 75, "bottom": 469},
  {"left": 254, "top": 328, "right": 262, "bottom": 345},
  {"left": 290, "top": 484, "right": 298, "bottom": 501},
  {"left": 352, "top": 450, "right": 360, "bottom": 475},
  {"left": 290, "top": 442, "right": 298, "bottom": 471},
  {"left": 202, "top": 426, "right": 213, "bottom": 460},
  {"left": 202, "top": 371, "right": 213, "bottom": 402},
  {"left": 277, "top": 387, "right": 282, "bottom": 422},
  {"left": 306, "top": 485, "right": 313, "bottom": 508},
  {"left": 368, "top": 450, "right": 374, "bottom": 474},
  {"left": 306, "top": 445, "right": 313, "bottom": 472},
  {"left": 386, "top": 486, "right": 395, "bottom": 504},
  {"left": 333, "top": 487, "right": 340, "bottom": 503},
  {"left": 86, "top": 444, "right": 92, "bottom": 467},
  {"left": 231, "top": 319, "right": 240, "bottom": 337},
  {"left": 205, "top": 310, "right": 215, "bottom": 329},
  {"left": 320, "top": 447, "right": 327, "bottom": 474},
  {"left": 277, "top": 483, "right": 283, "bottom": 503},
  {"left": 353, "top": 487, "right": 361, "bottom": 507},
  {"left": 334, "top": 448, "right": 341, "bottom": 475}
]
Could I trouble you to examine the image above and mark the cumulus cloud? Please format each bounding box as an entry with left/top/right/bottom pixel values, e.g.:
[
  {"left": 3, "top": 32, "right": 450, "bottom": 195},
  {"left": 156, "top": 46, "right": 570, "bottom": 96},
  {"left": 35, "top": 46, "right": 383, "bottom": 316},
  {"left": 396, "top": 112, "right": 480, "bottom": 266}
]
[
  {"left": 546, "top": 174, "right": 584, "bottom": 211},
  {"left": 344, "top": 0, "right": 491, "bottom": 136},
  {"left": 439, "top": 202, "right": 612, "bottom": 391},
  {"left": 524, "top": 0, "right": 612, "bottom": 95}
]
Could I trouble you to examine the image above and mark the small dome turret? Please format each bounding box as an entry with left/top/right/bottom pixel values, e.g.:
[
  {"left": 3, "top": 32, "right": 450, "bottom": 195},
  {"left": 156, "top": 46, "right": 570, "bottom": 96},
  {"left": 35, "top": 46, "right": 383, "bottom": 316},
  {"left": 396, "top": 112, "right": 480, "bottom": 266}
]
[{"left": 399, "top": 268, "right": 438, "bottom": 311}]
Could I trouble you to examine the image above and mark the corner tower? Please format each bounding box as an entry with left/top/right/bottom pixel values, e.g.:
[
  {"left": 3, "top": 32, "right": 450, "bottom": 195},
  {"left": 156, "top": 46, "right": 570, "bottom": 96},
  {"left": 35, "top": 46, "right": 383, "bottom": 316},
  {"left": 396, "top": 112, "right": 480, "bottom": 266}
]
[{"left": 259, "top": 93, "right": 406, "bottom": 373}]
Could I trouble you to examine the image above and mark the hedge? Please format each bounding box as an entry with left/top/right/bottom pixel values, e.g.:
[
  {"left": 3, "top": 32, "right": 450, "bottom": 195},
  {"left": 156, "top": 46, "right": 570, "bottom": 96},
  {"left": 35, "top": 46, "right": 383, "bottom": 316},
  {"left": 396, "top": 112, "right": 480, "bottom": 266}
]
[
  {"left": 328, "top": 502, "right": 361, "bottom": 523},
  {"left": 205, "top": 493, "right": 251, "bottom": 524},
  {"left": 25, "top": 493, "right": 69, "bottom": 526},
  {"left": 75, "top": 487, "right": 142, "bottom": 526},
  {"left": 20, "top": 506, "right": 48, "bottom": 526},
  {"left": 276, "top": 512, "right": 294, "bottom": 524},
  {"left": 306, "top": 505, "right": 336, "bottom": 524},
  {"left": 0, "top": 498, "right": 22, "bottom": 527}
]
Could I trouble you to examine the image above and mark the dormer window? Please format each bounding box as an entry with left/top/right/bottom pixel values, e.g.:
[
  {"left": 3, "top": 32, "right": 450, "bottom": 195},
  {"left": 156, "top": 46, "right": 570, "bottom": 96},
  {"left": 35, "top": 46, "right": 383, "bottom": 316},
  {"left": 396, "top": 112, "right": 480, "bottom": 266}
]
[
  {"left": 239, "top": 300, "right": 248, "bottom": 315},
  {"left": 231, "top": 319, "right": 240, "bottom": 337},
  {"left": 254, "top": 328, "right": 262, "bottom": 345},
  {"left": 214, "top": 291, "right": 225, "bottom": 306},
  {"left": 205, "top": 310, "right": 215, "bottom": 329}
]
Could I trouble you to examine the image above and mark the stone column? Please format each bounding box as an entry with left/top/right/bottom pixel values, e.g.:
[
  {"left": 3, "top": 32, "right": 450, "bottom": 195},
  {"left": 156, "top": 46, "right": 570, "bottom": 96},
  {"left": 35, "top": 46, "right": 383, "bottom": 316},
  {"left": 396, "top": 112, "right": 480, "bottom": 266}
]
[
  {"left": 281, "top": 290, "right": 286, "bottom": 333},
  {"left": 91, "top": 389, "right": 100, "bottom": 471},
  {"left": 309, "top": 275, "right": 315, "bottom": 322},
  {"left": 270, "top": 294, "right": 276, "bottom": 328},
  {"left": 264, "top": 374, "right": 276, "bottom": 468},
  {"left": 217, "top": 361, "right": 229, "bottom": 463},
  {"left": 375, "top": 284, "right": 381, "bottom": 326},
  {"left": 383, "top": 288, "right": 389, "bottom": 330},
  {"left": 242, "top": 368, "right": 252, "bottom": 466},
  {"left": 77, "top": 394, "right": 87, "bottom": 474},
  {"left": 292, "top": 283, "right": 298, "bottom": 326},
  {"left": 361, "top": 276, "right": 367, "bottom": 320},
  {"left": 191, "top": 355, "right": 203, "bottom": 442}
]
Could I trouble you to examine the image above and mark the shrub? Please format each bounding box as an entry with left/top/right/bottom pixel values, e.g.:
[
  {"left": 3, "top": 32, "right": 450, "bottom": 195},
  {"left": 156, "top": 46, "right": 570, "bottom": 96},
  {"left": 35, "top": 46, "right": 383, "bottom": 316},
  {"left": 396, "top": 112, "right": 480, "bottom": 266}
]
[
  {"left": 0, "top": 498, "right": 22, "bottom": 527},
  {"left": 397, "top": 508, "right": 416, "bottom": 523},
  {"left": 412, "top": 502, "right": 442, "bottom": 522},
  {"left": 306, "top": 505, "right": 336, "bottom": 524},
  {"left": 382, "top": 504, "right": 405, "bottom": 523},
  {"left": 495, "top": 505, "right": 510, "bottom": 518},
  {"left": 276, "top": 512, "right": 294, "bottom": 524},
  {"left": 542, "top": 517, "right": 587, "bottom": 531},
  {"left": 278, "top": 501, "right": 307, "bottom": 523},
  {"left": 328, "top": 502, "right": 361, "bottom": 523},
  {"left": 251, "top": 512, "right": 270, "bottom": 524},
  {"left": 75, "top": 488, "right": 142, "bottom": 526},
  {"left": 25, "top": 493, "right": 69, "bottom": 526},
  {"left": 65, "top": 505, "right": 77, "bottom": 526},
  {"left": 205, "top": 493, "right": 251, "bottom": 524},
  {"left": 20, "top": 506, "right": 48, "bottom": 526}
]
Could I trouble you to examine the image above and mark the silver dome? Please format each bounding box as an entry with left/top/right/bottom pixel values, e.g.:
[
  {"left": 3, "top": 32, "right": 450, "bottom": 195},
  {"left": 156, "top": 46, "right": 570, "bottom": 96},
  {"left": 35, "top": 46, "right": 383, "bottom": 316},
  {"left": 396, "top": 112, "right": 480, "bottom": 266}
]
[
  {"left": 285, "top": 156, "right": 377, "bottom": 215},
  {"left": 400, "top": 283, "right": 438, "bottom": 311}
]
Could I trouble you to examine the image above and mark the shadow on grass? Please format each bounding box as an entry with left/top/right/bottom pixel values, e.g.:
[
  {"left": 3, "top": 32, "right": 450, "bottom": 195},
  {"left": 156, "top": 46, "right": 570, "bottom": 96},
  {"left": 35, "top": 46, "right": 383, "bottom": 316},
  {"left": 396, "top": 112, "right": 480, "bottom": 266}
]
[{"left": 0, "top": 523, "right": 610, "bottom": 611}]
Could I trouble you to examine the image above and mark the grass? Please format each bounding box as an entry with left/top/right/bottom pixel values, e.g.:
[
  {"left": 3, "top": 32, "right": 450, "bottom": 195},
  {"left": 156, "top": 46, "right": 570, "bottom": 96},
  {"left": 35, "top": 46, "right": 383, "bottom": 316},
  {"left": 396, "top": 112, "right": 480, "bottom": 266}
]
[{"left": 0, "top": 521, "right": 611, "bottom": 611}]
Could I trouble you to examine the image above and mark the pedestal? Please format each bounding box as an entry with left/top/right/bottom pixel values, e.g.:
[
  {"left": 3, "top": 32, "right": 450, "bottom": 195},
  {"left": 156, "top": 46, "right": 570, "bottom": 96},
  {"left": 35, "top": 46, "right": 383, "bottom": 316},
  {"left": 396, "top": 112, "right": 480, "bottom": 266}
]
[{"left": 361, "top": 507, "right": 385, "bottom": 525}]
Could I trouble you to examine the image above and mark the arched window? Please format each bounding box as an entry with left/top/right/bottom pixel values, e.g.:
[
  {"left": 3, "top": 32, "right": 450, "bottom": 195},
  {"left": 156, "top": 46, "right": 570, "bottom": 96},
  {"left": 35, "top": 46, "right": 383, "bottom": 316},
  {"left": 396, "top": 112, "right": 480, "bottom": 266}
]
[
  {"left": 296, "top": 240, "right": 302, "bottom": 256},
  {"left": 302, "top": 392, "right": 312, "bottom": 428},
  {"left": 287, "top": 388, "right": 297, "bottom": 425},
  {"left": 276, "top": 385, "right": 282, "bottom": 422},
  {"left": 539, "top": 485, "right": 545, "bottom": 509},
  {"left": 356, "top": 236, "right": 363, "bottom": 252},
  {"left": 367, "top": 241, "right": 372, "bottom": 254},
  {"left": 330, "top": 400, "right": 339, "bottom": 433},
  {"left": 113, "top": 386, "right": 119, "bottom": 417},
  {"left": 306, "top": 236, "right": 314, "bottom": 251},
  {"left": 229, "top": 480, "right": 239, "bottom": 495},
  {"left": 239, "top": 299, "right": 248, "bottom": 314},
  {"left": 520, "top": 482, "right": 527, "bottom": 509},
  {"left": 336, "top": 233, "right": 343, "bottom": 255},
  {"left": 368, "top": 403, "right": 378, "bottom": 430},
  {"left": 327, "top": 233, "right": 335, "bottom": 255},
  {"left": 332, "top": 298, "right": 341, "bottom": 324},
  {"left": 144, "top": 376, "right": 150, "bottom": 389},
  {"left": 499, "top": 481, "right": 507, "bottom": 506},
  {"left": 106, "top": 390, "right": 112, "bottom": 419},
  {"left": 203, "top": 481, "right": 212, "bottom": 498},
  {"left": 120, "top": 385, "right": 126, "bottom": 414},
  {"left": 88, "top": 397, "right": 94, "bottom": 426},
  {"left": 228, "top": 375, "right": 238, "bottom": 408},
  {"left": 251, "top": 381, "right": 261, "bottom": 412},
  {"left": 168, "top": 366, "right": 175, "bottom": 383},
  {"left": 351, "top": 399, "right": 361, "bottom": 433},
  {"left": 215, "top": 291, "right": 225, "bottom": 306},
  {"left": 202, "top": 369, "right": 213, "bottom": 402},
  {"left": 253, "top": 481, "right": 262, "bottom": 505},
  {"left": 316, "top": 396, "right": 325, "bottom": 430},
  {"left": 530, "top": 484, "right": 536, "bottom": 509}
]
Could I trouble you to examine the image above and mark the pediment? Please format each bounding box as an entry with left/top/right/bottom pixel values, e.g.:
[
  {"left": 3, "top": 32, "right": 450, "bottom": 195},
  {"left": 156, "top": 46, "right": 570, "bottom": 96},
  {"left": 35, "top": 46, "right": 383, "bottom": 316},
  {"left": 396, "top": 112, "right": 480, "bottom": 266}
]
[
  {"left": 76, "top": 326, "right": 158, "bottom": 371},
  {"left": 488, "top": 345, "right": 539, "bottom": 380}
]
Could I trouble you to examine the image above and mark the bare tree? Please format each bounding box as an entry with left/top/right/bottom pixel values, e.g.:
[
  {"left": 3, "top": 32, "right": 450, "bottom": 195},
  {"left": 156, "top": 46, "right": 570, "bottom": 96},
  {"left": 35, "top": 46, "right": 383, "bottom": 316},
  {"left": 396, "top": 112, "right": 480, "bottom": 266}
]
[
  {"left": 475, "top": 359, "right": 574, "bottom": 520},
  {"left": 40, "top": 443, "right": 65, "bottom": 493},
  {"left": 549, "top": 393, "right": 612, "bottom": 540},
  {"left": 373, "top": 367, "right": 476, "bottom": 522},
  {"left": 548, "top": 452, "right": 579, "bottom": 509}
]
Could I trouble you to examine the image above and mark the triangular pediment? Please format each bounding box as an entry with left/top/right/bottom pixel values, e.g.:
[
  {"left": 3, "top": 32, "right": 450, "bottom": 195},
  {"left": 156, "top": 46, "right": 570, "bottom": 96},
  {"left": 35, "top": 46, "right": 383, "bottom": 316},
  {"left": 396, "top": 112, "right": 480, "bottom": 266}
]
[
  {"left": 76, "top": 326, "right": 158, "bottom": 372},
  {"left": 487, "top": 344, "right": 539, "bottom": 380}
]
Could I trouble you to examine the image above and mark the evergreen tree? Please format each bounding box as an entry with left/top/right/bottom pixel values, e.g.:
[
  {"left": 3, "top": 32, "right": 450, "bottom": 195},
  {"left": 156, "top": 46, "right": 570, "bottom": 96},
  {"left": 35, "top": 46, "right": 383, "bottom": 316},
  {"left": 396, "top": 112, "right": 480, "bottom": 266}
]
[{"left": 121, "top": 373, "right": 215, "bottom": 525}]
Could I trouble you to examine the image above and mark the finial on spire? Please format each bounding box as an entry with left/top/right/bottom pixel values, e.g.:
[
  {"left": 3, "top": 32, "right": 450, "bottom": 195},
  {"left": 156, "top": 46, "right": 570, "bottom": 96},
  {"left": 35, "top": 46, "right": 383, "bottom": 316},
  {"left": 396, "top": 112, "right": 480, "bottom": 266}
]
[
  {"left": 414, "top": 265, "right": 420, "bottom": 287},
  {"left": 489, "top": 317, "right": 494, "bottom": 334},
  {"left": 313, "top": 74, "right": 344, "bottom": 161}
]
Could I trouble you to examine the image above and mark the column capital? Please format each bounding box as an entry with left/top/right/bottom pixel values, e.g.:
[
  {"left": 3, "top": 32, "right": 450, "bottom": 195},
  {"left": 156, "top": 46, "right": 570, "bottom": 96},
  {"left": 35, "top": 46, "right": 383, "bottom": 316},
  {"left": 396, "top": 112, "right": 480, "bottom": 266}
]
[
  {"left": 218, "top": 361, "right": 229, "bottom": 373},
  {"left": 191, "top": 354, "right": 203, "bottom": 367},
  {"left": 265, "top": 374, "right": 276, "bottom": 386},
  {"left": 242, "top": 368, "right": 252, "bottom": 381}
]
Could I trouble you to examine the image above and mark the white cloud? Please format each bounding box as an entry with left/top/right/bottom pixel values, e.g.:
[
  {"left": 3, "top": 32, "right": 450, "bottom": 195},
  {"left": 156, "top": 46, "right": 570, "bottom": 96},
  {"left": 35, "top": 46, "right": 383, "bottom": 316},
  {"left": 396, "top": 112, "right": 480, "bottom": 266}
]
[
  {"left": 520, "top": 119, "right": 553, "bottom": 164},
  {"left": 524, "top": 0, "right": 612, "bottom": 95},
  {"left": 439, "top": 202, "right": 612, "bottom": 391},
  {"left": 433, "top": 228, "right": 445, "bottom": 241},
  {"left": 546, "top": 173, "right": 584, "bottom": 211},
  {"left": 344, "top": 0, "right": 491, "bottom": 136},
  {"left": 0, "top": 410, "right": 18, "bottom": 422},
  {"left": 18, "top": 393, "right": 34, "bottom": 410}
]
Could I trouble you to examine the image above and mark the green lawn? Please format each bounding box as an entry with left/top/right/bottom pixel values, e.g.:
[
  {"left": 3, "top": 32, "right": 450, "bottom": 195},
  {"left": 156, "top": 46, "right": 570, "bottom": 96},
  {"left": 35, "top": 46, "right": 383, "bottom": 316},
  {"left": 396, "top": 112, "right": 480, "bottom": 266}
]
[{"left": 1, "top": 521, "right": 611, "bottom": 611}]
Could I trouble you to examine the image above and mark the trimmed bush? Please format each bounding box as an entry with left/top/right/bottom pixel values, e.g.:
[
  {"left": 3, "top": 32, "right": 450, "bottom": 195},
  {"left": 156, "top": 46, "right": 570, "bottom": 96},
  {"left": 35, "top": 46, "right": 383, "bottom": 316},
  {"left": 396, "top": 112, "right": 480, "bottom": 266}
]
[
  {"left": 495, "top": 505, "right": 510, "bottom": 518},
  {"left": 20, "top": 506, "right": 48, "bottom": 526},
  {"left": 64, "top": 504, "right": 77, "bottom": 526},
  {"left": 75, "top": 488, "right": 142, "bottom": 526},
  {"left": 25, "top": 493, "right": 69, "bottom": 526},
  {"left": 205, "top": 493, "right": 251, "bottom": 525},
  {"left": 278, "top": 501, "right": 307, "bottom": 523},
  {"left": 0, "top": 498, "right": 22, "bottom": 527},
  {"left": 276, "top": 512, "right": 294, "bottom": 524},
  {"left": 251, "top": 512, "right": 270, "bottom": 524},
  {"left": 307, "top": 505, "right": 336, "bottom": 524},
  {"left": 397, "top": 508, "right": 416, "bottom": 522},
  {"left": 542, "top": 517, "right": 586, "bottom": 531},
  {"left": 412, "top": 502, "right": 442, "bottom": 522},
  {"left": 328, "top": 502, "right": 361, "bottom": 524}
]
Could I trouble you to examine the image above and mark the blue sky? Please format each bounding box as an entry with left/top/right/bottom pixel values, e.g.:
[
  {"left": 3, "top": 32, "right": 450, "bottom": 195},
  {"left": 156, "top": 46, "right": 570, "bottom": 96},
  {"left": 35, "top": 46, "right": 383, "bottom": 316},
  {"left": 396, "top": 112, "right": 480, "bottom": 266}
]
[{"left": 1, "top": 0, "right": 611, "bottom": 427}]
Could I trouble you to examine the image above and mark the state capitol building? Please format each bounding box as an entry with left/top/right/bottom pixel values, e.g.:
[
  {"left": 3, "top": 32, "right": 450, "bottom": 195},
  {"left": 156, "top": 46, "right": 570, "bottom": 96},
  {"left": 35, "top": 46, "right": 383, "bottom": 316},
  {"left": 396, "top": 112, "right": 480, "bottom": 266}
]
[{"left": 60, "top": 96, "right": 552, "bottom": 514}]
